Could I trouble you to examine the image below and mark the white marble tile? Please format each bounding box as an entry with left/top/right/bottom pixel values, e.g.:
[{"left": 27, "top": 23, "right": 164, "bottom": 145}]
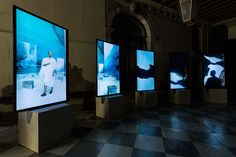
[{"left": 46, "top": 138, "right": 80, "bottom": 156}]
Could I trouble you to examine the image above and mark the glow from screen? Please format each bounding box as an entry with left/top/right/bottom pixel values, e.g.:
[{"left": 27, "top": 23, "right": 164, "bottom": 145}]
[
  {"left": 97, "top": 40, "right": 120, "bottom": 96},
  {"left": 15, "top": 7, "right": 67, "bottom": 111},
  {"left": 204, "top": 54, "right": 225, "bottom": 88},
  {"left": 137, "top": 50, "right": 155, "bottom": 91}
]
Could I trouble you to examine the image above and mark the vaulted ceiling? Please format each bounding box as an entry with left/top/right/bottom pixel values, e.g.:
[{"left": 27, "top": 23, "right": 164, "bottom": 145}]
[{"left": 151, "top": 0, "right": 236, "bottom": 24}]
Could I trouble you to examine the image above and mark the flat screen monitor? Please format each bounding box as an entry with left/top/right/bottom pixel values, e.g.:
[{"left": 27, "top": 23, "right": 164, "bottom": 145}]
[
  {"left": 96, "top": 40, "right": 120, "bottom": 97},
  {"left": 136, "top": 50, "right": 155, "bottom": 92},
  {"left": 169, "top": 53, "right": 188, "bottom": 89},
  {"left": 14, "top": 6, "right": 68, "bottom": 111},
  {"left": 204, "top": 54, "right": 225, "bottom": 89}
]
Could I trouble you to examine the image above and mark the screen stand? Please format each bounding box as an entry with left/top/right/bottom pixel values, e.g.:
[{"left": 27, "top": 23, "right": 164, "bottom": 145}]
[
  {"left": 135, "top": 91, "right": 158, "bottom": 109},
  {"left": 18, "top": 103, "right": 71, "bottom": 153},
  {"left": 169, "top": 89, "right": 191, "bottom": 105},
  {"left": 203, "top": 89, "right": 228, "bottom": 104},
  {"left": 96, "top": 95, "right": 124, "bottom": 119}
]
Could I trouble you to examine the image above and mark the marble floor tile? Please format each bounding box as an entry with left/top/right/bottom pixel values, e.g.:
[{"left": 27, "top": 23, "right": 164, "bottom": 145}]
[
  {"left": 47, "top": 138, "right": 80, "bottom": 156},
  {"left": 64, "top": 140, "right": 104, "bottom": 157},
  {"left": 163, "top": 138, "right": 200, "bottom": 157},
  {"left": 97, "top": 144, "right": 132, "bottom": 157},
  {"left": 84, "top": 129, "right": 113, "bottom": 143},
  {"left": 132, "top": 148, "right": 166, "bottom": 157},
  {"left": 107, "top": 132, "right": 136, "bottom": 147},
  {"left": 194, "top": 142, "right": 235, "bottom": 157},
  {"left": 134, "top": 135, "right": 165, "bottom": 153},
  {"left": 161, "top": 128, "right": 190, "bottom": 141}
]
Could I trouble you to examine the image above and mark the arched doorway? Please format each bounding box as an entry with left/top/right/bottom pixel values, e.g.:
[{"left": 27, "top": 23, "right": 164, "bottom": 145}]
[{"left": 111, "top": 13, "right": 147, "bottom": 92}]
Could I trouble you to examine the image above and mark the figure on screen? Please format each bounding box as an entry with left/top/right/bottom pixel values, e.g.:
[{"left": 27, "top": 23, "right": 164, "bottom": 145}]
[
  {"left": 40, "top": 51, "right": 57, "bottom": 96},
  {"left": 205, "top": 70, "right": 222, "bottom": 88}
]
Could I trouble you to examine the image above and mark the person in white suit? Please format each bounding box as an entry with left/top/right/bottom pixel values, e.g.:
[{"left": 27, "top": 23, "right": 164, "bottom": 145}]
[{"left": 40, "top": 51, "right": 57, "bottom": 97}]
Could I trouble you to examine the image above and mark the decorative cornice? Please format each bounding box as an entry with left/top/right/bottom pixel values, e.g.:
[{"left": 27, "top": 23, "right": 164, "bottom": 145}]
[{"left": 110, "top": 0, "right": 180, "bottom": 22}]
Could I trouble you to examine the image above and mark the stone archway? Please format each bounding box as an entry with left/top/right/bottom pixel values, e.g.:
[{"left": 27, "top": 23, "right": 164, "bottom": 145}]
[
  {"left": 106, "top": 10, "right": 152, "bottom": 50},
  {"left": 132, "top": 13, "right": 152, "bottom": 50},
  {"left": 105, "top": 0, "right": 154, "bottom": 92},
  {"left": 110, "top": 13, "right": 150, "bottom": 91}
]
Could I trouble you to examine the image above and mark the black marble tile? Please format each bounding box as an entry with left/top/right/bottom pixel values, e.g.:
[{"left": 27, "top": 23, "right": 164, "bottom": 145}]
[
  {"left": 187, "top": 130, "right": 223, "bottom": 146},
  {"left": 194, "top": 143, "right": 235, "bottom": 157},
  {"left": 163, "top": 138, "right": 200, "bottom": 157},
  {"left": 29, "top": 152, "right": 63, "bottom": 157},
  {"left": 209, "top": 116, "right": 234, "bottom": 123},
  {"left": 160, "top": 120, "right": 183, "bottom": 129},
  {"left": 190, "top": 112, "right": 209, "bottom": 118},
  {"left": 65, "top": 140, "right": 104, "bottom": 157},
  {"left": 138, "top": 125, "right": 162, "bottom": 137},
  {"left": 172, "top": 111, "right": 193, "bottom": 117},
  {"left": 229, "top": 115, "right": 236, "bottom": 121},
  {"left": 122, "top": 117, "right": 140, "bottom": 124},
  {"left": 132, "top": 148, "right": 165, "bottom": 157},
  {"left": 96, "top": 122, "right": 120, "bottom": 131},
  {"left": 228, "top": 147, "right": 236, "bottom": 156},
  {"left": 142, "top": 112, "right": 159, "bottom": 119},
  {"left": 226, "top": 121, "right": 236, "bottom": 127},
  {"left": 107, "top": 132, "right": 136, "bottom": 147},
  {"left": 158, "top": 110, "right": 173, "bottom": 115},
  {"left": 126, "top": 112, "right": 143, "bottom": 119},
  {"left": 71, "top": 127, "right": 93, "bottom": 138}
]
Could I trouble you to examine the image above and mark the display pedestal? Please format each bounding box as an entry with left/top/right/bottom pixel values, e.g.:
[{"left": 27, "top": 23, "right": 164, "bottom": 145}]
[
  {"left": 96, "top": 95, "right": 124, "bottom": 119},
  {"left": 169, "top": 89, "right": 191, "bottom": 105},
  {"left": 18, "top": 103, "right": 71, "bottom": 153},
  {"left": 203, "top": 89, "right": 228, "bottom": 104},
  {"left": 135, "top": 91, "right": 158, "bottom": 109}
]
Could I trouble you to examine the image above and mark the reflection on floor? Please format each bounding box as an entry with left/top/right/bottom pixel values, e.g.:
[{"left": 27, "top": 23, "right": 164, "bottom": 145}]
[{"left": 1, "top": 105, "right": 236, "bottom": 157}]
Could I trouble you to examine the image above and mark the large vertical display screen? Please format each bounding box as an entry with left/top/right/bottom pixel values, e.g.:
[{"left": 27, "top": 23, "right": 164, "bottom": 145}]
[
  {"left": 170, "top": 53, "right": 188, "bottom": 89},
  {"left": 136, "top": 50, "right": 155, "bottom": 91},
  {"left": 14, "top": 6, "right": 68, "bottom": 111},
  {"left": 97, "top": 40, "right": 120, "bottom": 96},
  {"left": 204, "top": 54, "right": 225, "bottom": 89}
]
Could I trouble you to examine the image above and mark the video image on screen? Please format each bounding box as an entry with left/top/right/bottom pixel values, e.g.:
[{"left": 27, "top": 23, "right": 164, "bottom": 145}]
[
  {"left": 204, "top": 54, "right": 225, "bottom": 88},
  {"left": 14, "top": 7, "right": 67, "bottom": 111},
  {"left": 97, "top": 40, "right": 120, "bottom": 96},
  {"left": 170, "top": 53, "right": 188, "bottom": 89},
  {"left": 136, "top": 50, "right": 155, "bottom": 91}
]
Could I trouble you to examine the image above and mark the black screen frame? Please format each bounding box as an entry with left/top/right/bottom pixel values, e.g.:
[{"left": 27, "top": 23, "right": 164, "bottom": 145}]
[
  {"left": 96, "top": 39, "right": 121, "bottom": 97},
  {"left": 169, "top": 52, "right": 189, "bottom": 90},
  {"left": 136, "top": 49, "right": 156, "bottom": 92},
  {"left": 13, "top": 5, "right": 69, "bottom": 112},
  {"left": 203, "top": 53, "right": 226, "bottom": 89}
]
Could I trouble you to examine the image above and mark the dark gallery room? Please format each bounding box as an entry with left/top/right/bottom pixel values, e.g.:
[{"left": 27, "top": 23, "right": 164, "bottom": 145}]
[{"left": 1, "top": 0, "right": 236, "bottom": 156}]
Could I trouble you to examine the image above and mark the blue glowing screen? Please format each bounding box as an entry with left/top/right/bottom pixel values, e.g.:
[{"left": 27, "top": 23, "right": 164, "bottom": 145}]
[
  {"left": 136, "top": 50, "right": 155, "bottom": 91},
  {"left": 97, "top": 40, "right": 120, "bottom": 96},
  {"left": 15, "top": 7, "right": 67, "bottom": 111},
  {"left": 204, "top": 54, "right": 225, "bottom": 88}
]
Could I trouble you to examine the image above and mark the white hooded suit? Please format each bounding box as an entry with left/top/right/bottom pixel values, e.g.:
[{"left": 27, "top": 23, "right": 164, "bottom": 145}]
[{"left": 39, "top": 57, "right": 57, "bottom": 87}]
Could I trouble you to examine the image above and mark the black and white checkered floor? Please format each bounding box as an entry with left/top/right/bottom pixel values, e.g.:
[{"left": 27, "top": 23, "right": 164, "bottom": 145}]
[{"left": 1, "top": 105, "right": 236, "bottom": 157}]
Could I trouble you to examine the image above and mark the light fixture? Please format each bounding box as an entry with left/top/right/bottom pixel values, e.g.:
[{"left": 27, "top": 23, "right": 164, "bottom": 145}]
[{"left": 178, "top": 0, "right": 193, "bottom": 23}]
